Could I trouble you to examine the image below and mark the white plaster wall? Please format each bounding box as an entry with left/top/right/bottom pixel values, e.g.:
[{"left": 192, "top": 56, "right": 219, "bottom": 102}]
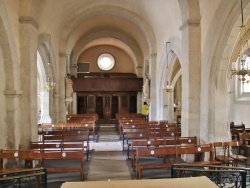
[{"left": 232, "top": 103, "right": 250, "bottom": 127}]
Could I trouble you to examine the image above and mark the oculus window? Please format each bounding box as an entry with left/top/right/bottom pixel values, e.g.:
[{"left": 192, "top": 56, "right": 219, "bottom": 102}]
[{"left": 97, "top": 53, "right": 115, "bottom": 71}]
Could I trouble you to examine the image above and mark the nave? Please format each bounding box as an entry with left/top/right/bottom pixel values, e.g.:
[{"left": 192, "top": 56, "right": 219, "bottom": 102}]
[
  {"left": 46, "top": 122, "right": 250, "bottom": 188},
  {"left": 1, "top": 113, "right": 250, "bottom": 188},
  {"left": 47, "top": 123, "right": 178, "bottom": 188}
]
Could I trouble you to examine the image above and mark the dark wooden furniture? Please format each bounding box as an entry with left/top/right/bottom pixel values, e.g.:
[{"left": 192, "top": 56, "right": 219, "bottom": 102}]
[
  {"left": 135, "top": 146, "right": 177, "bottom": 179},
  {"left": 42, "top": 151, "right": 84, "bottom": 181}
]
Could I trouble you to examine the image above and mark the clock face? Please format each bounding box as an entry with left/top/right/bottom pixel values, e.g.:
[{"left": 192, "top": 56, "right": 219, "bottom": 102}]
[{"left": 97, "top": 53, "right": 115, "bottom": 71}]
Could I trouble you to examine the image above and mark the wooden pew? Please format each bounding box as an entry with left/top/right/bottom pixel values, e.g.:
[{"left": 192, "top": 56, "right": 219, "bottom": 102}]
[
  {"left": 130, "top": 136, "right": 197, "bottom": 170},
  {"left": 135, "top": 146, "right": 177, "bottom": 179},
  {"left": 123, "top": 129, "right": 148, "bottom": 151},
  {"left": 121, "top": 123, "right": 148, "bottom": 139},
  {"left": 118, "top": 119, "right": 147, "bottom": 137},
  {"left": 0, "top": 150, "right": 85, "bottom": 181},
  {"left": 42, "top": 151, "right": 84, "bottom": 181},
  {"left": 0, "top": 150, "right": 42, "bottom": 170},
  {"left": 130, "top": 139, "right": 167, "bottom": 169},
  {"left": 30, "top": 142, "right": 85, "bottom": 152},
  {"left": 175, "top": 144, "right": 221, "bottom": 166},
  {"left": 39, "top": 130, "right": 90, "bottom": 161}
]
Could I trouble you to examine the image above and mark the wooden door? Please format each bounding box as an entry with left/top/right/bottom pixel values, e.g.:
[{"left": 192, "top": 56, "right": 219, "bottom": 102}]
[
  {"left": 104, "top": 95, "right": 112, "bottom": 120},
  {"left": 119, "top": 95, "right": 129, "bottom": 113},
  {"left": 87, "top": 95, "right": 95, "bottom": 114}
]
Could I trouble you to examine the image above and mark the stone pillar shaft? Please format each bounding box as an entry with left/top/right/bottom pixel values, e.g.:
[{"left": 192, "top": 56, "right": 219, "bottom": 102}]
[
  {"left": 148, "top": 54, "right": 157, "bottom": 121},
  {"left": 59, "top": 54, "right": 67, "bottom": 122},
  {"left": 180, "top": 20, "right": 201, "bottom": 138},
  {"left": 19, "top": 19, "right": 38, "bottom": 147}
]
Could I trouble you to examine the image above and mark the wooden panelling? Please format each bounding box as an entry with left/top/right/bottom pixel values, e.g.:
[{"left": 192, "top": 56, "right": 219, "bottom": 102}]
[{"left": 72, "top": 78, "right": 143, "bottom": 92}]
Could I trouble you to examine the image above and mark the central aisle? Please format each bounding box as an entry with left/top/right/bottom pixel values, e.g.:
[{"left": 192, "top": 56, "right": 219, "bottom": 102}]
[{"left": 86, "top": 124, "right": 132, "bottom": 181}]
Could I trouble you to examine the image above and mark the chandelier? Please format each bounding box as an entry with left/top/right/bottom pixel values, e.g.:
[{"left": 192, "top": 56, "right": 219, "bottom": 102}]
[
  {"left": 231, "top": 0, "right": 250, "bottom": 83},
  {"left": 163, "top": 42, "right": 173, "bottom": 93},
  {"left": 163, "top": 81, "right": 173, "bottom": 93},
  {"left": 44, "top": 34, "right": 55, "bottom": 90}
]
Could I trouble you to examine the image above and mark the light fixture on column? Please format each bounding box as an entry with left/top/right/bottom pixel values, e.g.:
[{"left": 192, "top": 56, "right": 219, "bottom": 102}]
[
  {"left": 231, "top": 0, "right": 250, "bottom": 83},
  {"left": 44, "top": 34, "right": 55, "bottom": 90},
  {"left": 163, "top": 42, "right": 173, "bottom": 92},
  {"left": 163, "top": 81, "right": 173, "bottom": 93}
]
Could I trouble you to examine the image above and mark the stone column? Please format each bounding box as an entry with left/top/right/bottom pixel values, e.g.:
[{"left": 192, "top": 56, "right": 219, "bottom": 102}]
[
  {"left": 19, "top": 17, "right": 38, "bottom": 147},
  {"left": 53, "top": 93, "right": 60, "bottom": 123},
  {"left": 179, "top": 20, "right": 201, "bottom": 137},
  {"left": 73, "top": 92, "right": 77, "bottom": 114},
  {"left": 40, "top": 90, "right": 51, "bottom": 123},
  {"left": 148, "top": 53, "right": 157, "bottom": 121},
  {"left": 59, "top": 53, "right": 67, "bottom": 122},
  {"left": 4, "top": 90, "right": 22, "bottom": 149},
  {"left": 137, "top": 92, "right": 142, "bottom": 114},
  {"left": 136, "top": 65, "right": 143, "bottom": 78},
  {"left": 168, "top": 92, "right": 174, "bottom": 122}
]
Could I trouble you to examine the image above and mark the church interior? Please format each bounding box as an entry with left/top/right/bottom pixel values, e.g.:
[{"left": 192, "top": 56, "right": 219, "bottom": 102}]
[{"left": 1, "top": 0, "right": 250, "bottom": 187}]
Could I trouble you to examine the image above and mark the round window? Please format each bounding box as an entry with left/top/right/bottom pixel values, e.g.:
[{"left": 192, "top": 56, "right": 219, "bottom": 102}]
[{"left": 97, "top": 53, "right": 115, "bottom": 71}]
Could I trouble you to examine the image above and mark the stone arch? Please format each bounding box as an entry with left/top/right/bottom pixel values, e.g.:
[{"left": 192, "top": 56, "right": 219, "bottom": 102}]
[
  {"left": 37, "top": 33, "right": 58, "bottom": 123},
  {"left": 201, "top": 0, "right": 250, "bottom": 142},
  {"left": 0, "top": 1, "right": 21, "bottom": 149},
  {"left": 59, "top": 5, "right": 156, "bottom": 69},
  {"left": 71, "top": 30, "right": 143, "bottom": 77},
  {"left": 156, "top": 36, "right": 182, "bottom": 121}
]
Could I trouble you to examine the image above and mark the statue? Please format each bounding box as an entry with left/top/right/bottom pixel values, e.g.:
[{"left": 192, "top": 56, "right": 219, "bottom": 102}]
[
  {"left": 65, "top": 74, "right": 73, "bottom": 100},
  {"left": 142, "top": 77, "right": 150, "bottom": 102},
  {"left": 65, "top": 74, "right": 73, "bottom": 114}
]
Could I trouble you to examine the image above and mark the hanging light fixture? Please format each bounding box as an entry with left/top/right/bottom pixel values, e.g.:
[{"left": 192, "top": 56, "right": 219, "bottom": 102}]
[
  {"left": 231, "top": 0, "right": 250, "bottom": 83},
  {"left": 163, "top": 42, "right": 173, "bottom": 93},
  {"left": 163, "top": 80, "right": 173, "bottom": 93},
  {"left": 44, "top": 34, "right": 55, "bottom": 90}
]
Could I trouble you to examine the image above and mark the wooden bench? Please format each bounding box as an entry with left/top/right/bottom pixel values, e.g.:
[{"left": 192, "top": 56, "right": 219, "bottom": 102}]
[
  {"left": 175, "top": 144, "right": 221, "bottom": 166},
  {"left": 0, "top": 150, "right": 42, "bottom": 170},
  {"left": 130, "top": 139, "right": 168, "bottom": 169},
  {"left": 130, "top": 136, "right": 197, "bottom": 170},
  {"left": 40, "top": 130, "right": 90, "bottom": 161},
  {"left": 30, "top": 142, "right": 85, "bottom": 152},
  {"left": 135, "top": 146, "right": 177, "bottom": 179},
  {"left": 119, "top": 119, "right": 147, "bottom": 137},
  {"left": 42, "top": 151, "right": 84, "bottom": 181},
  {"left": 0, "top": 150, "right": 85, "bottom": 181},
  {"left": 123, "top": 129, "right": 148, "bottom": 151},
  {"left": 121, "top": 123, "right": 148, "bottom": 139}
]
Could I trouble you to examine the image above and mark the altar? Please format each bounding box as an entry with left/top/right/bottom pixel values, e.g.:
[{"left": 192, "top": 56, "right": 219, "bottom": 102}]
[{"left": 61, "top": 176, "right": 218, "bottom": 188}]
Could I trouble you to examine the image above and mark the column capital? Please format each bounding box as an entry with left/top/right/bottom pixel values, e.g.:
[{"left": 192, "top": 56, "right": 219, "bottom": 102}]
[
  {"left": 53, "top": 94, "right": 60, "bottom": 98},
  {"left": 179, "top": 19, "right": 200, "bottom": 31},
  {"left": 19, "top": 16, "right": 39, "bottom": 29},
  {"left": 136, "top": 66, "right": 142, "bottom": 69},
  {"left": 148, "top": 53, "right": 157, "bottom": 60},
  {"left": 59, "top": 53, "right": 67, "bottom": 57},
  {"left": 4, "top": 90, "right": 22, "bottom": 96}
]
